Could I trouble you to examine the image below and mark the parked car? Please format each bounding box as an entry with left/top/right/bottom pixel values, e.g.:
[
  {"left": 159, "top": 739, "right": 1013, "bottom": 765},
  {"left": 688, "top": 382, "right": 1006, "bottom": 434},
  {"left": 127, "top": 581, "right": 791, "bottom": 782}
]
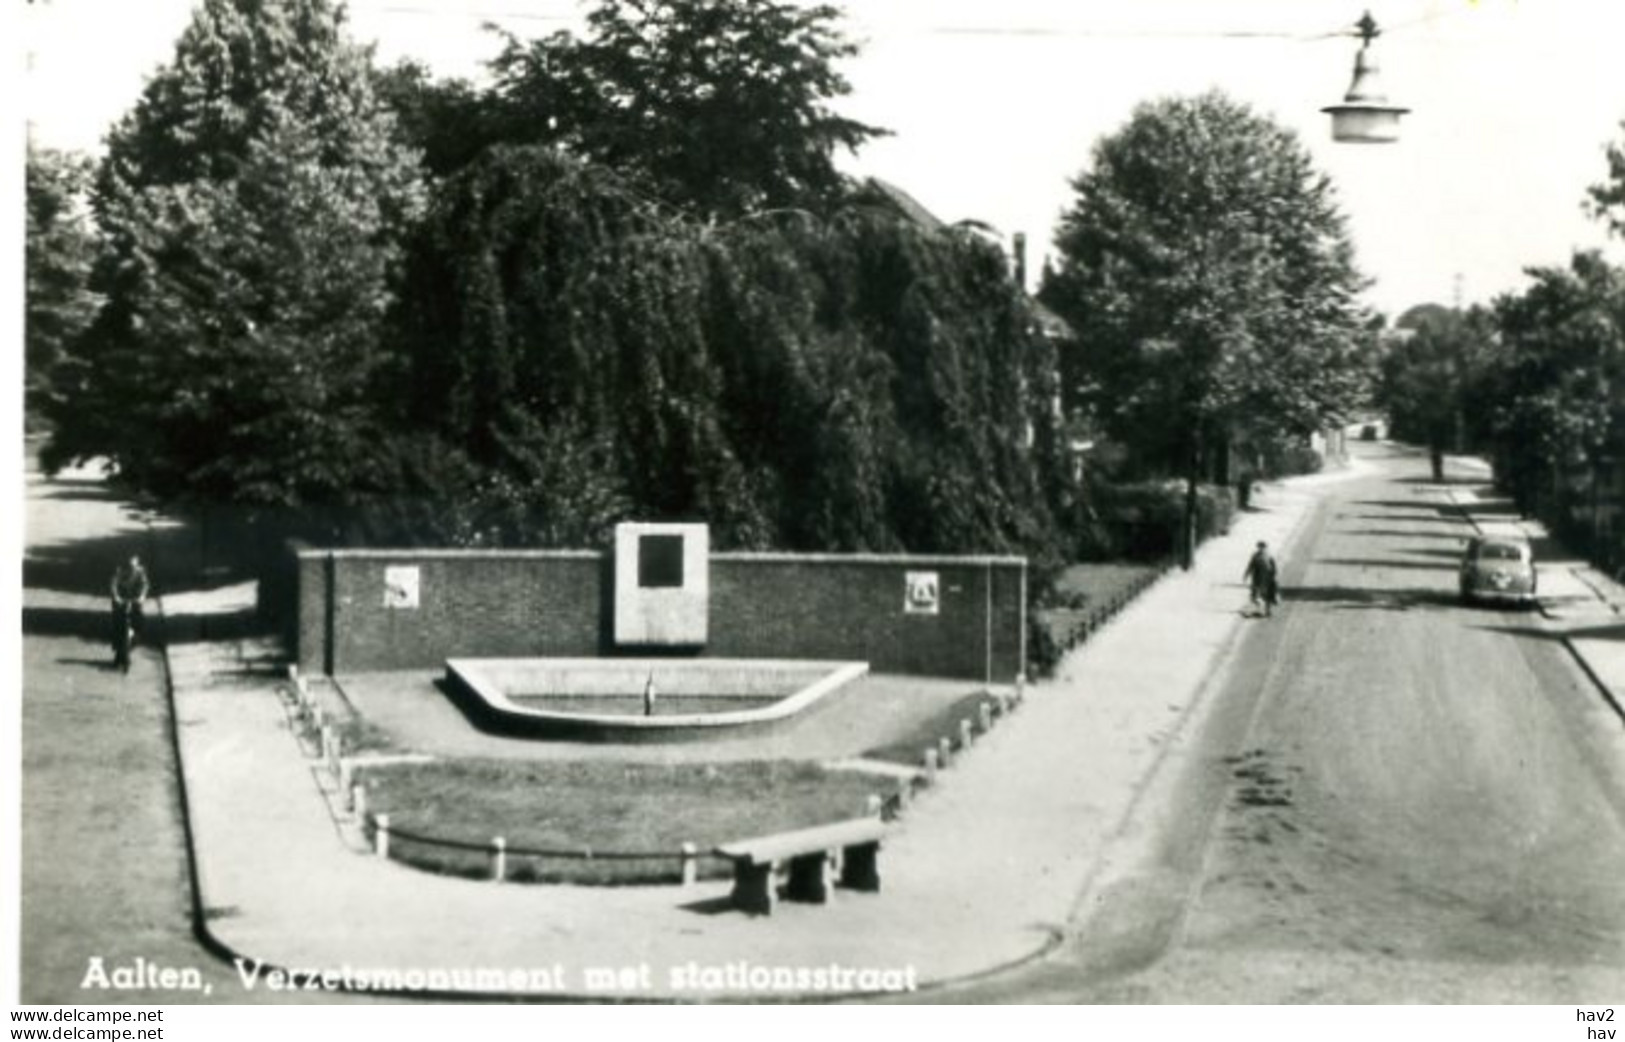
[{"left": 1458, "top": 536, "right": 1537, "bottom": 607}]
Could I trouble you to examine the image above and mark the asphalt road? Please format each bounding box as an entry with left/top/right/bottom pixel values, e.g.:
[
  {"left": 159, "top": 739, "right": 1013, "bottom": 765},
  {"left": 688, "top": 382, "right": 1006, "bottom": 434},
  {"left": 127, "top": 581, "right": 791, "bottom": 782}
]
[{"left": 947, "top": 443, "right": 1625, "bottom": 1002}]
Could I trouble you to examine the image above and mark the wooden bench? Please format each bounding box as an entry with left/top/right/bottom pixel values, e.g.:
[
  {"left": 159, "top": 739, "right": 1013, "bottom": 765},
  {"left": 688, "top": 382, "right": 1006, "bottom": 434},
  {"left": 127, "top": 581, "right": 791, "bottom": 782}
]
[{"left": 714, "top": 817, "right": 888, "bottom": 916}]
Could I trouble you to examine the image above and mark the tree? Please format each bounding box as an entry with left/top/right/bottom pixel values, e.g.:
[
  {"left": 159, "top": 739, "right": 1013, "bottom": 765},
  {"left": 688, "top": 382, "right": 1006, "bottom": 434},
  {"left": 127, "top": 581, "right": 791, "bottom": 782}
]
[
  {"left": 1379, "top": 304, "right": 1498, "bottom": 481},
  {"left": 372, "top": 59, "right": 501, "bottom": 179},
  {"left": 25, "top": 145, "right": 101, "bottom": 431},
  {"left": 1042, "top": 91, "right": 1371, "bottom": 567},
  {"left": 1489, "top": 251, "right": 1625, "bottom": 530},
  {"left": 390, "top": 144, "right": 1066, "bottom": 561},
  {"left": 485, "top": 0, "right": 887, "bottom": 218},
  {"left": 1588, "top": 116, "right": 1625, "bottom": 238},
  {"left": 44, "top": 0, "right": 425, "bottom": 514}
]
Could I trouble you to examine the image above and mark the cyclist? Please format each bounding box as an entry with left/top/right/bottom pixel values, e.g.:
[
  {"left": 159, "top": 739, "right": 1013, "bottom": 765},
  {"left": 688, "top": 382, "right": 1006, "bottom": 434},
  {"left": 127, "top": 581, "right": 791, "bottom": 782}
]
[{"left": 110, "top": 553, "right": 150, "bottom": 669}]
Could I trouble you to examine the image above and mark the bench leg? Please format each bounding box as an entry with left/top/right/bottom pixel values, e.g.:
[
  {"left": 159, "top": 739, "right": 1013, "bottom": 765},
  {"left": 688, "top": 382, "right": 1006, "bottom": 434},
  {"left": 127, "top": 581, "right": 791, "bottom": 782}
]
[
  {"left": 786, "top": 852, "right": 833, "bottom": 904},
  {"left": 731, "top": 861, "right": 777, "bottom": 916},
  {"left": 838, "top": 841, "right": 881, "bottom": 892}
]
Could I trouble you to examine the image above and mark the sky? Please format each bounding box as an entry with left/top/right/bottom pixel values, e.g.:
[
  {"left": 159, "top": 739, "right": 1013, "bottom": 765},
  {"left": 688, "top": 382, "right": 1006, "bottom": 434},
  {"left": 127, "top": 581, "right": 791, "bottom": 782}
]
[{"left": 14, "top": 0, "right": 1625, "bottom": 319}]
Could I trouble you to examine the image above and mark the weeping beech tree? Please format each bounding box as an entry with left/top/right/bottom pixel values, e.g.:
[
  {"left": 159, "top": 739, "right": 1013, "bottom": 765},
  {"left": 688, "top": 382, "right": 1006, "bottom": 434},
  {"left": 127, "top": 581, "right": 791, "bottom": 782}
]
[{"left": 386, "top": 145, "right": 1067, "bottom": 562}]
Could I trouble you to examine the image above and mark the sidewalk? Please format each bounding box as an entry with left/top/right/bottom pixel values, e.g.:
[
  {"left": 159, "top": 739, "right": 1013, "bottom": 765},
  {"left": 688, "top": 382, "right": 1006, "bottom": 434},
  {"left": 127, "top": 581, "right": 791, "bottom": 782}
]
[
  {"left": 1443, "top": 465, "right": 1625, "bottom": 721},
  {"left": 161, "top": 468, "right": 1346, "bottom": 1001}
]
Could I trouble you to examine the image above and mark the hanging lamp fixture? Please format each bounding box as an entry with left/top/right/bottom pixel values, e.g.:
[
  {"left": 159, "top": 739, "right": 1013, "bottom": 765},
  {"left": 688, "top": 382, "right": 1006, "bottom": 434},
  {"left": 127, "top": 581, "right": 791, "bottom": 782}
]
[{"left": 1323, "top": 11, "right": 1409, "bottom": 143}]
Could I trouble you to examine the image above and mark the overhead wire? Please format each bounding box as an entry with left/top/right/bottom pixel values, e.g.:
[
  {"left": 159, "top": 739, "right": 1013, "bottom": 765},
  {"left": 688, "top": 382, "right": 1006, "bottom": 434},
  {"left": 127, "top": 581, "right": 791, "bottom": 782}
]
[{"left": 345, "top": 1, "right": 1488, "bottom": 41}]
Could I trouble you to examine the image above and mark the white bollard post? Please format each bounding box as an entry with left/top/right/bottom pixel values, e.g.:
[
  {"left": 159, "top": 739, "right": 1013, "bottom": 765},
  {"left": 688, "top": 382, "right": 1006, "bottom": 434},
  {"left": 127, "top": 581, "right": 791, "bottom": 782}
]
[
  {"left": 680, "top": 842, "right": 698, "bottom": 887},
  {"left": 866, "top": 793, "right": 884, "bottom": 818},
  {"left": 374, "top": 813, "right": 390, "bottom": 858},
  {"left": 338, "top": 758, "right": 352, "bottom": 799},
  {"left": 492, "top": 837, "right": 507, "bottom": 883},
  {"left": 979, "top": 702, "right": 994, "bottom": 734},
  {"left": 959, "top": 718, "right": 974, "bottom": 749},
  {"left": 352, "top": 783, "right": 366, "bottom": 819},
  {"left": 923, "top": 748, "right": 939, "bottom": 783},
  {"left": 937, "top": 735, "right": 953, "bottom": 768},
  {"left": 1015, "top": 672, "right": 1027, "bottom": 705}
]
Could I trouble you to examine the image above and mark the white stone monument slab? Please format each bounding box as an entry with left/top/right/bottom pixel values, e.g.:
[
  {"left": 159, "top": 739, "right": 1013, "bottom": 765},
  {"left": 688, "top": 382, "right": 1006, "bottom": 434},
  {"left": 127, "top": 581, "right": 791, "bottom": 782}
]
[{"left": 613, "top": 522, "right": 709, "bottom": 646}]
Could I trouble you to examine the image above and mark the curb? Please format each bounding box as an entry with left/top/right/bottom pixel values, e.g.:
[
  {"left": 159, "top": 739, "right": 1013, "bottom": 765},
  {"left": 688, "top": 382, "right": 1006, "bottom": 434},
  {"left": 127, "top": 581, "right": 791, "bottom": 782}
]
[
  {"left": 145, "top": 531, "right": 254, "bottom": 981},
  {"left": 1560, "top": 636, "right": 1625, "bottom": 726}
]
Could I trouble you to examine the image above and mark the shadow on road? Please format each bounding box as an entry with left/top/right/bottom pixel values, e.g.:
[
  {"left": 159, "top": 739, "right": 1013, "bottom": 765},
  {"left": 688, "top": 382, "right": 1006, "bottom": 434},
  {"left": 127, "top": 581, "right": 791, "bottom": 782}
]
[
  {"left": 1312, "top": 557, "right": 1458, "bottom": 572},
  {"left": 1473, "top": 621, "right": 1625, "bottom": 643},
  {"left": 1338, "top": 513, "right": 1462, "bottom": 525},
  {"left": 54, "top": 655, "right": 126, "bottom": 672},
  {"left": 25, "top": 523, "right": 256, "bottom": 599},
  {"left": 1457, "top": 498, "right": 1521, "bottom": 520},
  {"left": 1402, "top": 545, "right": 1469, "bottom": 559},
  {"left": 1332, "top": 528, "right": 1466, "bottom": 541},
  {"left": 28, "top": 477, "right": 128, "bottom": 505},
  {"left": 1280, "top": 584, "right": 1459, "bottom": 611},
  {"left": 1384, "top": 476, "right": 1488, "bottom": 487},
  {"left": 159, "top": 609, "right": 266, "bottom": 645},
  {"left": 21, "top": 606, "right": 119, "bottom": 642},
  {"left": 24, "top": 509, "right": 266, "bottom": 646},
  {"left": 26, "top": 448, "right": 273, "bottom": 649},
  {"left": 1352, "top": 500, "right": 1460, "bottom": 517},
  {"left": 23, "top": 603, "right": 264, "bottom": 645}
]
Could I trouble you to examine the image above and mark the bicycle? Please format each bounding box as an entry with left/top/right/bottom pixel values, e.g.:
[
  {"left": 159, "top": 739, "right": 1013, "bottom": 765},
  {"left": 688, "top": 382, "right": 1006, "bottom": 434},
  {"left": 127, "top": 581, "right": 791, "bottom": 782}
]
[{"left": 111, "top": 600, "right": 138, "bottom": 674}]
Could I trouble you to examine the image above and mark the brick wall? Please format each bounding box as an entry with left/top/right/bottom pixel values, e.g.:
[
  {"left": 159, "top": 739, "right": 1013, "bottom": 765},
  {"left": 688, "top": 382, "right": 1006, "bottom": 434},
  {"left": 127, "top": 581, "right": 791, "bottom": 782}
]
[
  {"left": 295, "top": 548, "right": 1026, "bottom": 681},
  {"left": 708, "top": 554, "right": 1025, "bottom": 680}
]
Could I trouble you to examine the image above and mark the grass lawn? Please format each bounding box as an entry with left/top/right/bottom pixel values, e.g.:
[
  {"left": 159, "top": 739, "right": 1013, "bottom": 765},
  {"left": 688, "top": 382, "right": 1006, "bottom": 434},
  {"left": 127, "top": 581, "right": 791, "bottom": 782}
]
[{"left": 356, "top": 758, "right": 890, "bottom": 884}]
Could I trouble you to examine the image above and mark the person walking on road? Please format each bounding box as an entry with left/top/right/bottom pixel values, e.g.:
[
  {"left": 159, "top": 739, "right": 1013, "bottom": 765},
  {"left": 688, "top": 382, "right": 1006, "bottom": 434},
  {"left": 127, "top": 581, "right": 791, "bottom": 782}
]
[{"left": 1244, "top": 541, "right": 1279, "bottom": 618}]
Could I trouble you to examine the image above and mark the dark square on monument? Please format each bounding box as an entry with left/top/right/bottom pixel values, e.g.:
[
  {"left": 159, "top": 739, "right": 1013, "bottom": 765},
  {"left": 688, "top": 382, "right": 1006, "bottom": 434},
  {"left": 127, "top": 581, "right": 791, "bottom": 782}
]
[{"left": 637, "top": 534, "right": 685, "bottom": 588}]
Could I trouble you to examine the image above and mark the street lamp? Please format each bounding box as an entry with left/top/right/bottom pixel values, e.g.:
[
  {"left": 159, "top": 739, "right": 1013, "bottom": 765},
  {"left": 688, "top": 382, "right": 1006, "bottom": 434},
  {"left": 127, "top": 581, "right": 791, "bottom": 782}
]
[{"left": 1324, "top": 11, "right": 1409, "bottom": 143}]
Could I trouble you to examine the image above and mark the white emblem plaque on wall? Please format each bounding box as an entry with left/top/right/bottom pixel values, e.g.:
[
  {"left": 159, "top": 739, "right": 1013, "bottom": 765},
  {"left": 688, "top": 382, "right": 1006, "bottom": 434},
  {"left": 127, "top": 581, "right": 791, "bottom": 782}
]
[
  {"left": 904, "top": 570, "right": 940, "bottom": 615},
  {"left": 383, "top": 565, "right": 420, "bottom": 609}
]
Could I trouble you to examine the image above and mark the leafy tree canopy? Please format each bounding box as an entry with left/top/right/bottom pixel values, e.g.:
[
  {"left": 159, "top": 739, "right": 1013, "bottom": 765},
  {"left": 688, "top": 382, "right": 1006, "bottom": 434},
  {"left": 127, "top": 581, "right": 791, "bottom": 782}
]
[
  {"left": 1588, "top": 116, "right": 1625, "bottom": 238},
  {"left": 44, "top": 0, "right": 426, "bottom": 510},
  {"left": 1488, "top": 251, "right": 1625, "bottom": 511},
  {"left": 482, "top": 0, "right": 887, "bottom": 218},
  {"left": 25, "top": 144, "right": 102, "bottom": 428},
  {"left": 384, "top": 145, "right": 1064, "bottom": 563},
  {"left": 372, "top": 59, "right": 499, "bottom": 179},
  {"left": 1378, "top": 303, "right": 1499, "bottom": 473},
  {"left": 1042, "top": 90, "right": 1372, "bottom": 478}
]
